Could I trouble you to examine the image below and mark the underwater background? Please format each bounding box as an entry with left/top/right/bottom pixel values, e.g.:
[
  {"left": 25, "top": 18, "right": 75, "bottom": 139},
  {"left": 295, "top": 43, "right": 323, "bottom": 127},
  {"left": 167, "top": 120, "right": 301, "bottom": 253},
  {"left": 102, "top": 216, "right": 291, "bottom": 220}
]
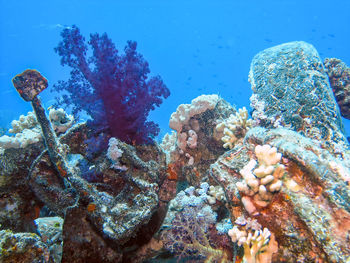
[
  {"left": 1, "top": 1, "right": 350, "bottom": 263},
  {"left": 1, "top": 0, "right": 350, "bottom": 138}
]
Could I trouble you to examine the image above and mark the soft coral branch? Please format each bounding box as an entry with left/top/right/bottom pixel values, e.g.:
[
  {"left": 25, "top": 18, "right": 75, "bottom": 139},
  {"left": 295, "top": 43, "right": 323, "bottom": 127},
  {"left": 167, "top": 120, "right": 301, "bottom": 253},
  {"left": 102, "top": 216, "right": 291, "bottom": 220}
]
[
  {"left": 53, "top": 25, "right": 170, "bottom": 144},
  {"left": 162, "top": 207, "right": 231, "bottom": 262}
]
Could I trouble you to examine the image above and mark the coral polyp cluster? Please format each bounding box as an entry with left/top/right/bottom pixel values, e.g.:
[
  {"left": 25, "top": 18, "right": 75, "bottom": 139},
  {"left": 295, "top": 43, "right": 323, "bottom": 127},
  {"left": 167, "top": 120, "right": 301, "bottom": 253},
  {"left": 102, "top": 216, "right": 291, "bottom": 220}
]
[
  {"left": 228, "top": 218, "right": 278, "bottom": 263},
  {"left": 216, "top": 106, "right": 253, "bottom": 149},
  {"left": 236, "top": 144, "right": 285, "bottom": 209},
  {"left": 0, "top": 109, "right": 73, "bottom": 151}
]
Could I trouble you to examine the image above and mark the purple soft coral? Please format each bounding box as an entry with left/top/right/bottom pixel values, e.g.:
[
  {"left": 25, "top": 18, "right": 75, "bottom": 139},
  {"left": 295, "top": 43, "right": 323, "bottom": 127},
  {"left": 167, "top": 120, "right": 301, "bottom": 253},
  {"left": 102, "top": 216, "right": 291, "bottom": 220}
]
[{"left": 53, "top": 25, "right": 170, "bottom": 144}]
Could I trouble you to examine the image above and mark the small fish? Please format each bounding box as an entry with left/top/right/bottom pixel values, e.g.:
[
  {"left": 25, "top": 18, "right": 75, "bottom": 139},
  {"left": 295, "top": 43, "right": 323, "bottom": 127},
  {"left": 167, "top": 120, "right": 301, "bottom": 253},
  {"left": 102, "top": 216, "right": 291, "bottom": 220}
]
[
  {"left": 1, "top": 89, "right": 14, "bottom": 94},
  {"left": 328, "top": 34, "right": 335, "bottom": 38},
  {"left": 264, "top": 38, "right": 273, "bottom": 43}
]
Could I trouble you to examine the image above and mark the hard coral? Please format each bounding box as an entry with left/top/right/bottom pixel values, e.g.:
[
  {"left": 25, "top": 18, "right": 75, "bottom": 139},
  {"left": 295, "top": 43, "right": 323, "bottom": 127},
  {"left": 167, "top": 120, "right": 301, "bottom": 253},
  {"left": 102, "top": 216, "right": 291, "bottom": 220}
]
[
  {"left": 216, "top": 106, "right": 253, "bottom": 149},
  {"left": 229, "top": 225, "right": 277, "bottom": 263},
  {"left": 53, "top": 25, "right": 170, "bottom": 144},
  {"left": 237, "top": 144, "right": 285, "bottom": 209}
]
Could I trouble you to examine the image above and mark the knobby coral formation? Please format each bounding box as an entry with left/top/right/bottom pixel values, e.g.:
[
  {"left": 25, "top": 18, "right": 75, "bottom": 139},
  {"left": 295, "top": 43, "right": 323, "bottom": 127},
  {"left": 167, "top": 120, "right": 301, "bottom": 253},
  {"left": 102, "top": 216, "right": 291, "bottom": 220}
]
[
  {"left": 215, "top": 107, "right": 253, "bottom": 149},
  {"left": 228, "top": 216, "right": 278, "bottom": 263},
  {"left": 1, "top": 40, "right": 350, "bottom": 263},
  {"left": 236, "top": 144, "right": 285, "bottom": 211},
  {"left": 0, "top": 109, "right": 73, "bottom": 151}
]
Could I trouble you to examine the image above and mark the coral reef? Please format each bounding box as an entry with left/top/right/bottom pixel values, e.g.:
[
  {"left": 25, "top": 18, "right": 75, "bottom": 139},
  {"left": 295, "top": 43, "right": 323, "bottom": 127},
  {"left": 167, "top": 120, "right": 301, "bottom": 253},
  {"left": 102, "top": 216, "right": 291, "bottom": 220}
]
[
  {"left": 53, "top": 25, "right": 170, "bottom": 144},
  {"left": 207, "top": 185, "right": 226, "bottom": 204},
  {"left": 12, "top": 69, "right": 48, "bottom": 102},
  {"left": 324, "top": 58, "right": 350, "bottom": 119},
  {"left": 160, "top": 131, "right": 177, "bottom": 163},
  {"left": 162, "top": 207, "right": 231, "bottom": 262},
  {"left": 1, "top": 40, "right": 350, "bottom": 263},
  {"left": 160, "top": 183, "right": 217, "bottom": 229}
]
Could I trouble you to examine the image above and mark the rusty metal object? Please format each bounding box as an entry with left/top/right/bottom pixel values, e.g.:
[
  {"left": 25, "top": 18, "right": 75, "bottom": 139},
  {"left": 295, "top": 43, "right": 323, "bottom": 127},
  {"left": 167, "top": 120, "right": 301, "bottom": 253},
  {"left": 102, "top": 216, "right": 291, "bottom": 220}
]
[
  {"left": 12, "top": 69, "right": 48, "bottom": 102},
  {"left": 9, "top": 69, "right": 170, "bottom": 262}
]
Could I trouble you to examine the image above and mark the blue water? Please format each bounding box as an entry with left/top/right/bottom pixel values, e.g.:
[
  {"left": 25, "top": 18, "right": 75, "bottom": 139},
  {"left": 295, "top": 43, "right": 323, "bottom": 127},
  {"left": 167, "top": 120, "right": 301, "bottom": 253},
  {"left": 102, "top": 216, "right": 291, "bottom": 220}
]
[{"left": 1, "top": 0, "right": 350, "bottom": 138}]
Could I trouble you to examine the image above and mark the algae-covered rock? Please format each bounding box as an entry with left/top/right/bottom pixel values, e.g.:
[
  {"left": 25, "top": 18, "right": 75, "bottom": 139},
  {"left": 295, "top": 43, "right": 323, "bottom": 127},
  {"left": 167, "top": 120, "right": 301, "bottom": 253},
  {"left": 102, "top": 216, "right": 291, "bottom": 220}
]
[
  {"left": 0, "top": 143, "right": 44, "bottom": 233},
  {"left": 0, "top": 229, "right": 49, "bottom": 263},
  {"left": 324, "top": 57, "right": 350, "bottom": 120},
  {"left": 249, "top": 41, "right": 347, "bottom": 149},
  {"left": 35, "top": 217, "right": 63, "bottom": 263}
]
